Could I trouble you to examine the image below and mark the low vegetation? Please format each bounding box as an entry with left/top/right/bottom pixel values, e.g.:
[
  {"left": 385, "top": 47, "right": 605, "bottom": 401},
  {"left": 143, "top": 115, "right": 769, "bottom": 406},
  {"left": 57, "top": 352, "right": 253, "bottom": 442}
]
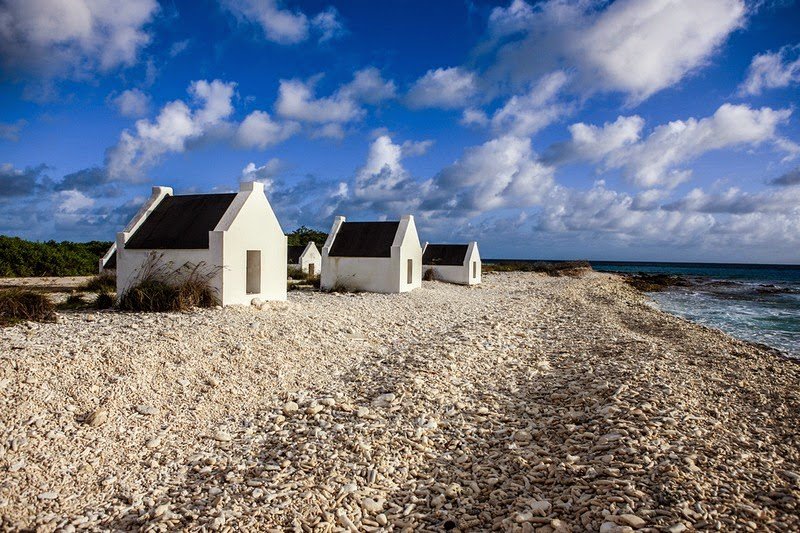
[
  {"left": 0, "top": 289, "right": 56, "bottom": 326},
  {"left": 483, "top": 260, "right": 592, "bottom": 277},
  {"left": 118, "top": 254, "right": 219, "bottom": 312},
  {"left": 0, "top": 235, "right": 111, "bottom": 277},
  {"left": 287, "top": 267, "right": 321, "bottom": 290},
  {"left": 94, "top": 293, "right": 115, "bottom": 310},
  {"left": 80, "top": 271, "right": 116, "bottom": 292}
]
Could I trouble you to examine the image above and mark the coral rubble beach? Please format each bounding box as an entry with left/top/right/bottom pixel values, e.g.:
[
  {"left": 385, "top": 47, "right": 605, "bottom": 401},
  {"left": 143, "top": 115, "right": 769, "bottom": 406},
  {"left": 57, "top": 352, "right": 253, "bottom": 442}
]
[{"left": 1, "top": 272, "right": 798, "bottom": 531}]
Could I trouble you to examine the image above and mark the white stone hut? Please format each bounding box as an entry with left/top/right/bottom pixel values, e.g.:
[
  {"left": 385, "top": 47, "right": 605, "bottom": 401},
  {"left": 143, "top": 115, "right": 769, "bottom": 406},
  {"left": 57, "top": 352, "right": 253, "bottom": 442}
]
[
  {"left": 115, "top": 181, "right": 286, "bottom": 305},
  {"left": 422, "top": 242, "right": 481, "bottom": 285},
  {"left": 321, "top": 215, "right": 422, "bottom": 293},
  {"left": 288, "top": 242, "right": 321, "bottom": 276}
]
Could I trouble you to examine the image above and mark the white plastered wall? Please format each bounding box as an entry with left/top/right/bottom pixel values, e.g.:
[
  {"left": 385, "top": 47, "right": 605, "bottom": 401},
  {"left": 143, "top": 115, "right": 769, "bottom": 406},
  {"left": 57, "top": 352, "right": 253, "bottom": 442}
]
[
  {"left": 115, "top": 182, "right": 287, "bottom": 306},
  {"left": 391, "top": 215, "right": 422, "bottom": 292},
  {"left": 298, "top": 242, "right": 321, "bottom": 274},
  {"left": 216, "top": 181, "right": 287, "bottom": 305},
  {"left": 321, "top": 215, "right": 422, "bottom": 293},
  {"left": 422, "top": 241, "right": 481, "bottom": 285}
]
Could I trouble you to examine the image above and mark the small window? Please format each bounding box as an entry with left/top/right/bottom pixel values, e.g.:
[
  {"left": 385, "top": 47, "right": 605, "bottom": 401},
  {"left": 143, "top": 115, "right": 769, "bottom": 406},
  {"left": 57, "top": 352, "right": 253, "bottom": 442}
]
[
  {"left": 407, "top": 259, "right": 413, "bottom": 284},
  {"left": 246, "top": 250, "right": 261, "bottom": 294},
  {"left": 472, "top": 261, "right": 477, "bottom": 278}
]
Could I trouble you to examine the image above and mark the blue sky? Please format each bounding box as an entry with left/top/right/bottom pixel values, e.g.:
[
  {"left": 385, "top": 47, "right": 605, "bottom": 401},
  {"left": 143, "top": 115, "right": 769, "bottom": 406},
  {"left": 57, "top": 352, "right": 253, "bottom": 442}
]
[{"left": 1, "top": 0, "right": 799, "bottom": 262}]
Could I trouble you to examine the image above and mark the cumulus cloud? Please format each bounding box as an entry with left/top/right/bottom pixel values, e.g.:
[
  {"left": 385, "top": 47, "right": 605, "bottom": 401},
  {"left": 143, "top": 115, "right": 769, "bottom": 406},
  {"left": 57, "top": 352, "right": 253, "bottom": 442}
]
[
  {"left": 544, "top": 115, "right": 644, "bottom": 164},
  {"left": 663, "top": 186, "right": 800, "bottom": 214},
  {"left": 236, "top": 111, "right": 300, "bottom": 149},
  {"left": 0, "top": 0, "right": 158, "bottom": 79},
  {"left": 406, "top": 67, "right": 478, "bottom": 109},
  {"left": 221, "top": 0, "right": 344, "bottom": 45},
  {"left": 548, "top": 104, "right": 794, "bottom": 188},
  {"left": 241, "top": 159, "right": 283, "bottom": 192},
  {"left": 490, "top": 70, "right": 572, "bottom": 136},
  {"left": 311, "top": 7, "right": 346, "bottom": 43},
  {"left": 0, "top": 120, "right": 27, "bottom": 141},
  {"left": 739, "top": 44, "right": 800, "bottom": 95},
  {"left": 106, "top": 80, "right": 238, "bottom": 180},
  {"left": 110, "top": 88, "right": 150, "bottom": 118},
  {"left": 485, "top": 0, "right": 745, "bottom": 103},
  {"left": 460, "top": 108, "right": 489, "bottom": 128},
  {"left": 348, "top": 135, "right": 425, "bottom": 210},
  {"left": 425, "top": 136, "right": 555, "bottom": 215},
  {"left": 275, "top": 68, "right": 395, "bottom": 134}
]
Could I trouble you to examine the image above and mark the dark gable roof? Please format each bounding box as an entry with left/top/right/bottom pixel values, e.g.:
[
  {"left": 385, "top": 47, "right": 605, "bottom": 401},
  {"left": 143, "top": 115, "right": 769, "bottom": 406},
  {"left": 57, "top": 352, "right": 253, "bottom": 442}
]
[
  {"left": 423, "top": 244, "right": 469, "bottom": 266},
  {"left": 287, "top": 245, "right": 306, "bottom": 263},
  {"left": 125, "top": 193, "right": 237, "bottom": 249},
  {"left": 328, "top": 221, "right": 400, "bottom": 258}
]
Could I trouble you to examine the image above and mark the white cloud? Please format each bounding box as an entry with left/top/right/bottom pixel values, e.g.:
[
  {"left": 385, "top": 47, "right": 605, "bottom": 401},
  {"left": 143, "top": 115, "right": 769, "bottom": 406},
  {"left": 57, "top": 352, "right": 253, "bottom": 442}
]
[
  {"left": 338, "top": 67, "right": 397, "bottom": 105},
  {"left": 57, "top": 189, "right": 94, "bottom": 213},
  {"left": 486, "top": 0, "right": 746, "bottom": 103},
  {"left": 550, "top": 104, "right": 793, "bottom": 188},
  {"left": 106, "top": 80, "right": 239, "bottom": 179},
  {"left": 490, "top": 70, "right": 572, "bottom": 136},
  {"left": 401, "top": 139, "right": 434, "bottom": 157},
  {"left": 311, "top": 7, "right": 345, "bottom": 43},
  {"left": 544, "top": 115, "right": 645, "bottom": 164},
  {"left": 236, "top": 111, "right": 300, "bottom": 149},
  {"left": 241, "top": 159, "right": 283, "bottom": 193},
  {"left": 460, "top": 108, "right": 489, "bottom": 128},
  {"left": 0, "top": 0, "right": 158, "bottom": 78},
  {"left": 426, "top": 136, "right": 555, "bottom": 214},
  {"left": 99, "top": 79, "right": 304, "bottom": 181},
  {"left": 275, "top": 68, "right": 395, "bottom": 134},
  {"left": 275, "top": 78, "right": 362, "bottom": 123},
  {"left": 221, "top": 0, "right": 344, "bottom": 45},
  {"left": 406, "top": 67, "right": 478, "bottom": 109},
  {"left": 334, "top": 135, "right": 432, "bottom": 215},
  {"left": 739, "top": 44, "right": 800, "bottom": 95},
  {"left": 664, "top": 185, "right": 800, "bottom": 214},
  {"left": 111, "top": 88, "right": 150, "bottom": 118}
]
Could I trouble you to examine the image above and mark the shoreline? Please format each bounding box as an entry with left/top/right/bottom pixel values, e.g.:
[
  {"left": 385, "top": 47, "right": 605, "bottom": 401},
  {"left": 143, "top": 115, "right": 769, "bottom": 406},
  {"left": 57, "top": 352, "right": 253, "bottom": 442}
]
[{"left": 1, "top": 272, "right": 798, "bottom": 530}]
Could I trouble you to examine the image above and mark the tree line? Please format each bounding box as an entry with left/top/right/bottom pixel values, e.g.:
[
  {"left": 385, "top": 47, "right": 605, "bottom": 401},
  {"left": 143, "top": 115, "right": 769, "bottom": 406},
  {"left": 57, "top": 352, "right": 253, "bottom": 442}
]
[{"left": 0, "top": 226, "right": 329, "bottom": 277}]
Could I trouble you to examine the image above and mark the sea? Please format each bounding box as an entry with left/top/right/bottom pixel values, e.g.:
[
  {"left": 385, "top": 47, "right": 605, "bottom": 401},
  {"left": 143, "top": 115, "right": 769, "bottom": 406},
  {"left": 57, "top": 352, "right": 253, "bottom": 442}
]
[{"left": 490, "top": 260, "right": 800, "bottom": 359}]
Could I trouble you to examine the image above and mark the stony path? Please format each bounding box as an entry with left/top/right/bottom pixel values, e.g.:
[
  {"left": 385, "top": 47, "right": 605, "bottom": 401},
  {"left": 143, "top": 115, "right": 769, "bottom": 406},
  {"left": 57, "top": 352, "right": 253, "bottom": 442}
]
[{"left": 0, "top": 272, "right": 798, "bottom": 531}]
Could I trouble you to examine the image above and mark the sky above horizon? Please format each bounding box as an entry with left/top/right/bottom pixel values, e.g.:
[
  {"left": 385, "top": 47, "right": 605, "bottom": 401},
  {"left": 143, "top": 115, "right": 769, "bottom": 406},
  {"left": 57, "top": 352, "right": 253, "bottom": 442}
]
[{"left": 1, "top": 0, "right": 800, "bottom": 263}]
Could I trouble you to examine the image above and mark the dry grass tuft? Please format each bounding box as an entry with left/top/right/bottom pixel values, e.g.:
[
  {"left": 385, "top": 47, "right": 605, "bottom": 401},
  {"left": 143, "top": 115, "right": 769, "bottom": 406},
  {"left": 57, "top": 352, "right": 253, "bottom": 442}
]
[
  {"left": 118, "top": 253, "right": 219, "bottom": 312},
  {"left": 80, "top": 271, "right": 116, "bottom": 292},
  {"left": 0, "top": 289, "right": 56, "bottom": 326}
]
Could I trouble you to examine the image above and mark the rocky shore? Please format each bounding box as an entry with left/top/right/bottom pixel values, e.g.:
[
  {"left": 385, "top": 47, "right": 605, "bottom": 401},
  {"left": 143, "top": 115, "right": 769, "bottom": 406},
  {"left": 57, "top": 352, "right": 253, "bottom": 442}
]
[{"left": 1, "top": 272, "right": 798, "bottom": 531}]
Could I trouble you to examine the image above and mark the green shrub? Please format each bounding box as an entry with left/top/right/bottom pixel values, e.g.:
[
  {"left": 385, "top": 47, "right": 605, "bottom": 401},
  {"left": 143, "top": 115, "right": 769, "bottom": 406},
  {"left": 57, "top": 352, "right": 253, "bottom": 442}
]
[
  {"left": 81, "top": 271, "right": 116, "bottom": 292},
  {"left": 423, "top": 268, "right": 437, "bottom": 281},
  {"left": 0, "top": 235, "right": 112, "bottom": 277},
  {"left": 94, "top": 293, "right": 115, "bottom": 309},
  {"left": 0, "top": 289, "right": 56, "bottom": 326},
  {"left": 483, "top": 260, "right": 591, "bottom": 277},
  {"left": 286, "top": 226, "right": 327, "bottom": 248}
]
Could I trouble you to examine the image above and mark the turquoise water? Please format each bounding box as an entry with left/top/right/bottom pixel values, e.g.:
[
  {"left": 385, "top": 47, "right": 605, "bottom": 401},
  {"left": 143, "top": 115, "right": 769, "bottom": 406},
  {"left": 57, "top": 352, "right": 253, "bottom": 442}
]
[
  {"left": 594, "top": 262, "right": 800, "bottom": 358},
  {"left": 487, "top": 260, "right": 800, "bottom": 358}
]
